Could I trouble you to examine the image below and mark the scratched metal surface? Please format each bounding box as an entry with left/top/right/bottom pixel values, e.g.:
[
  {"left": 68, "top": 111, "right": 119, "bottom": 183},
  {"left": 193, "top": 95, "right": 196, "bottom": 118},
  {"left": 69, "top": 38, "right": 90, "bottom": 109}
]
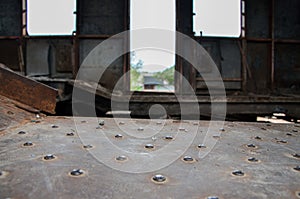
[{"left": 0, "top": 116, "right": 299, "bottom": 199}]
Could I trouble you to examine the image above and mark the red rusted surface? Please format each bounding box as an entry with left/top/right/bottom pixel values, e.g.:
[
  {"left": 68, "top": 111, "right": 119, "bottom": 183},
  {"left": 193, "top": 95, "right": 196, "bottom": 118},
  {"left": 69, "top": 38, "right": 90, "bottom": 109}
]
[{"left": 0, "top": 64, "right": 57, "bottom": 114}]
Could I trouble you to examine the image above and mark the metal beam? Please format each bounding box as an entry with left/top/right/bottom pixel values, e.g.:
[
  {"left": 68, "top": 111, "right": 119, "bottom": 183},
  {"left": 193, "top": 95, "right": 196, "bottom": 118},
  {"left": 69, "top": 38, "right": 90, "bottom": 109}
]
[{"left": 0, "top": 64, "right": 57, "bottom": 114}]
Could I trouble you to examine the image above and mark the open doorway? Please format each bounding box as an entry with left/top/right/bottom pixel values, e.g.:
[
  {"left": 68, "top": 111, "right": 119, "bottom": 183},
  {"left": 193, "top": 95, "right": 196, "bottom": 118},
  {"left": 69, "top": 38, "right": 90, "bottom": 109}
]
[{"left": 130, "top": 0, "right": 176, "bottom": 92}]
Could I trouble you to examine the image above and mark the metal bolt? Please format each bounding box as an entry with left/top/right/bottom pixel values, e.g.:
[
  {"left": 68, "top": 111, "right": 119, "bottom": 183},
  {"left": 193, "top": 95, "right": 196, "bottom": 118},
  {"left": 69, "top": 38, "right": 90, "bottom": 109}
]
[
  {"left": 116, "top": 155, "right": 127, "bottom": 161},
  {"left": 18, "top": 131, "right": 26, "bottom": 135},
  {"left": 179, "top": 127, "right": 185, "bottom": 131},
  {"left": 232, "top": 170, "right": 245, "bottom": 176},
  {"left": 23, "top": 142, "right": 33, "bottom": 146},
  {"left": 83, "top": 144, "right": 93, "bottom": 149},
  {"left": 70, "top": 169, "right": 84, "bottom": 176},
  {"left": 43, "top": 154, "right": 55, "bottom": 160},
  {"left": 248, "top": 157, "right": 258, "bottom": 162},
  {"left": 219, "top": 128, "right": 225, "bottom": 132},
  {"left": 99, "top": 120, "right": 105, "bottom": 126},
  {"left": 66, "top": 132, "right": 74, "bottom": 136},
  {"left": 156, "top": 121, "right": 162, "bottom": 125},
  {"left": 198, "top": 144, "right": 207, "bottom": 148},
  {"left": 276, "top": 139, "right": 287, "bottom": 144},
  {"left": 183, "top": 156, "right": 194, "bottom": 162},
  {"left": 293, "top": 166, "right": 300, "bottom": 171},
  {"left": 152, "top": 174, "right": 166, "bottom": 183},
  {"left": 207, "top": 196, "right": 219, "bottom": 199},
  {"left": 51, "top": 125, "right": 59, "bottom": 128},
  {"left": 254, "top": 136, "right": 262, "bottom": 140},
  {"left": 145, "top": 144, "right": 154, "bottom": 149},
  {"left": 164, "top": 135, "right": 173, "bottom": 140},
  {"left": 286, "top": 133, "right": 293, "bottom": 136},
  {"left": 292, "top": 153, "right": 300, "bottom": 158},
  {"left": 115, "top": 134, "right": 123, "bottom": 138},
  {"left": 138, "top": 127, "right": 144, "bottom": 131},
  {"left": 247, "top": 144, "right": 256, "bottom": 148}
]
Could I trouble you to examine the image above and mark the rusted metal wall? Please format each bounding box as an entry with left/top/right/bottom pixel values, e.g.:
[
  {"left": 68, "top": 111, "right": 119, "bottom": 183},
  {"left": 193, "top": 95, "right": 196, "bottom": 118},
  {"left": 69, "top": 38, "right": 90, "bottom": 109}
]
[
  {"left": 26, "top": 38, "right": 73, "bottom": 77},
  {"left": 0, "top": 0, "right": 22, "bottom": 36}
]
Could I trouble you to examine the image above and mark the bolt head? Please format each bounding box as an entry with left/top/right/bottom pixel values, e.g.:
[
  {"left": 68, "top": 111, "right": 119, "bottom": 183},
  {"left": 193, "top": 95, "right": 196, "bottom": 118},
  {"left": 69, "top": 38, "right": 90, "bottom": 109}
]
[
  {"left": 66, "top": 132, "right": 74, "bottom": 136},
  {"left": 152, "top": 174, "right": 166, "bottom": 183},
  {"left": 232, "top": 170, "right": 245, "bottom": 176},
  {"left": 99, "top": 120, "right": 105, "bottom": 126},
  {"left": 198, "top": 144, "right": 206, "bottom": 148},
  {"left": 116, "top": 155, "right": 127, "bottom": 161},
  {"left": 183, "top": 156, "right": 194, "bottom": 162},
  {"left": 164, "top": 135, "right": 173, "bottom": 140},
  {"left": 248, "top": 157, "right": 258, "bottom": 162},
  {"left": 115, "top": 134, "right": 123, "bottom": 138},
  {"left": 23, "top": 142, "right": 33, "bottom": 146},
  {"left": 70, "top": 169, "right": 84, "bottom": 176},
  {"left": 44, "top": 154, "right": 55, "bottom": 160},
  {"left": 145, "top": 144, "right": 154, "bottom": 149},
  {"left": 18, "top": 131, "right": 26, "bottom": 135}
]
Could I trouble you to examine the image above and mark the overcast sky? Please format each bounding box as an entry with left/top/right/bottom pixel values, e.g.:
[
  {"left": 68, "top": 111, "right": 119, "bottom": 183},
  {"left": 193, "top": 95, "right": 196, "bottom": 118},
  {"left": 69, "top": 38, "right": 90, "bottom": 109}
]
[{"left": 27, "top": 0, "right": 240, "bottom": 72}]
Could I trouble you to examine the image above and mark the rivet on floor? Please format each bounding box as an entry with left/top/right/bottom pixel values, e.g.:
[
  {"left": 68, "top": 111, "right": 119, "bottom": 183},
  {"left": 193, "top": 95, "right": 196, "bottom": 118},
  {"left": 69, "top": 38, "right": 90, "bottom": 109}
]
[
  {"left": 276, "top": 139, "right": 288, "bottom": 144},
  {"left": 116, "top": 155, "right": 127, "bottom": 161},
  {"left": 83, "top": 144, "right": 93, "bottom": 149},
  {"left": 219, "top": 128, "right": 225, "bottom": 132},
  {"left": 247, "top": 144, "right": 256, "bottom": 148},
  {"left": 296, "top": 191, "right": 300, "bottom": 198},
  {"left": 156, "top": 121, "right": 162, "bottom": 125},
  {"left": 207, "top": 196, "right": 219, "bottom": 199},
  {"left": 164, "top": 135, "right": 173, "bottom": 140},
  {"left": 292, "top": 153, "right": 300, "bottom": 158},
  {"left": 152, "top": 174, "right": 166, "bottom": 183},
  {"left": 198, "top": 144, "right": 207, "bottom": 148},
  {"left": 23, "top": 142, "right": 33, "bottom": 147},
  {"left": 99, "top": 120, "right": 105, "bottom": 126},
  {"left": 51, "top": 125, "right": 59, "bottom": 128},
  {"left": 115, "top": 134, "right": 123, "bottom": 138},
  {"left": 66, "top": 132, "right": 74, "bottom": 136},
  {"left": 293, "top": 166, "right": 300, "bottom": 171},
  {"left": 179, "top": 127, "right": 185, "bottom": 131},
  {"left": 248, "top": 157, "right": 258, "bottom": 162},
  {"left": 182, "top": 156, "right": 194, "bottom": 162},
  {"left": 18, "top": 131, "right": 26, "bottom": 135},
  {"left": 43, "top": 154, "right": 55, "bottom": 160},
  {"left": 232, "top": 170, "right": 245, "bottom": 176},
  {"left": 254, "top": 136, "right": 262, "bottom": 140},
  {"left": 138, "top": 127, "right": 144, "bottom": 131},
  {"left": 70, "top": 169, "right": 84, "bottom": 176},
  {"left": 145, "top": 144, "right": 154, "bottom": 149}
]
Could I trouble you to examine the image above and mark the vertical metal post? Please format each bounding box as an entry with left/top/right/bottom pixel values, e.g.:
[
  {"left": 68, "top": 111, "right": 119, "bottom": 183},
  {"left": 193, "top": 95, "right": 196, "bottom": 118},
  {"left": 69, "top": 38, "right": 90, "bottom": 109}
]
[{"left": 270, "top": 0, "right": 275, "bottom": 90}]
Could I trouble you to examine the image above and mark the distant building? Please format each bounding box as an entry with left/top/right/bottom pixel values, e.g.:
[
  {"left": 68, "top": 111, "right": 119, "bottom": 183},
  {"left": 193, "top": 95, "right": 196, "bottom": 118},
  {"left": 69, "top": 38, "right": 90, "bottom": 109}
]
[{"left": 143, "top": 75, "right": 163, "bottom": 90}]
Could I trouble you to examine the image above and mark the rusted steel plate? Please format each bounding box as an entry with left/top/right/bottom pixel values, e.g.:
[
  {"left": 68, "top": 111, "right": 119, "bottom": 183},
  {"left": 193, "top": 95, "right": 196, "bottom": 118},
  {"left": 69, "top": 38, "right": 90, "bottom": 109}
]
[
  {"left": 0, "top": 65, "right": 57, "bottom": 114},
  {"left": 0, "top": 116, "right": 299, "bottom": 198},
  {"left": 0, "top": 95, "right": 36, "bottom": 133}
]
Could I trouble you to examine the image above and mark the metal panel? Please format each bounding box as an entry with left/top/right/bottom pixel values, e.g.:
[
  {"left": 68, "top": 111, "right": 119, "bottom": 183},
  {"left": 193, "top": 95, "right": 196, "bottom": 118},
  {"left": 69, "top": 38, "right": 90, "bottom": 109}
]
[
  {"left": 275, "top": 43, "right": 300, "bottom": 91},
  {"left": 0, "top": 65, "right": 57, "bottom": 114},
  {"left": 247, "top": 42, "right": 271, "bottom": 94},
  {"left": 79, "top": 39, "right": 124, "bottom": 90},
  {"left": 275, "top": 0, "right": 300, "bottom": 39},
  {"left": 0, "top": 40, "right": 20, "bottom": 70},
  {"left": 78, "top": 0, "right": 126, "bottom": 35},
  {"left": 0, "top": 0, "right": 22, "bottom": 36},
  {"left": 246, "top": 0, "right": 271, "bottom": 38},
  {"left": 26, "top": 38, "right": 73, "bottom": 77}
]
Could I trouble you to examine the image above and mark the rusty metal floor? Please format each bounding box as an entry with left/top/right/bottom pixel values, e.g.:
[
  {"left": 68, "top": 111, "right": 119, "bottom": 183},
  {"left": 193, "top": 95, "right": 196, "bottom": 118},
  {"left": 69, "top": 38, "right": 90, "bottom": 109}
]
[{"left": 0, "top": 100, "right": 299, "bottom": 198}]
